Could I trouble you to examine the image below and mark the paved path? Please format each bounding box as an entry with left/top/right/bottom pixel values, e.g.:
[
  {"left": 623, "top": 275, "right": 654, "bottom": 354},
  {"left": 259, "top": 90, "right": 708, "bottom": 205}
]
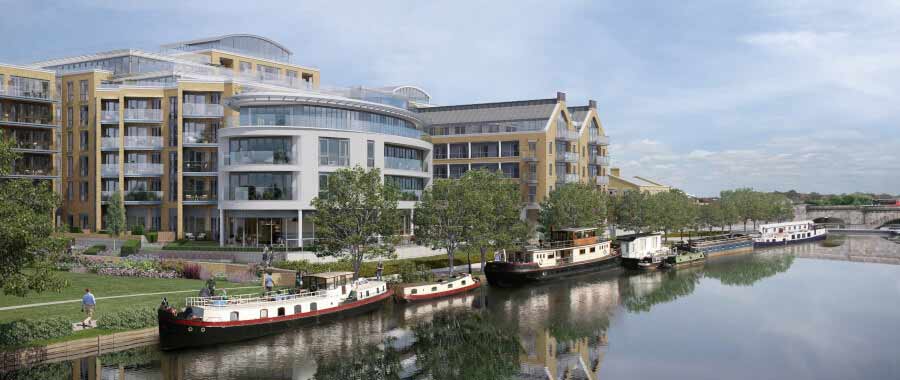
[
  {"left": 432, "top": 262, "right": 482, "bottom": 275},
  {"left": 0, "top": 286, "right": 260, "bottom": 311}
]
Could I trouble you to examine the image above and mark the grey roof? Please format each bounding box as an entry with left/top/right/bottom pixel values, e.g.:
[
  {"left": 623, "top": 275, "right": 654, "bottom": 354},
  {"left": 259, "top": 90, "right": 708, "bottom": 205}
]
[
  {"left": 568, "top": 106, "right": 591, "bottom": 122},
  {"left": 414, "top": 98, "right": 558, "bottom": 125}
]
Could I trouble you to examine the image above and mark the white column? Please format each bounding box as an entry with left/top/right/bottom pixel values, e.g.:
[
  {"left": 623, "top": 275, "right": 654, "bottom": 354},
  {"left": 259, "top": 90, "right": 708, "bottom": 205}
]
[
  {"left": 298, "top": 210, "right": 304, "bottom": 249},
  {"left": 218, "top": 209, "right": 225, "bottom": 246}
]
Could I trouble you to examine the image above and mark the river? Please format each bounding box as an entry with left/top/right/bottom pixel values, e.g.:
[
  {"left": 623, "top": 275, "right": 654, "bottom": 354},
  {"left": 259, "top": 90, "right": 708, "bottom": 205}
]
[{"left": 7, "top": 235, "right": 900, "bottom": 379}]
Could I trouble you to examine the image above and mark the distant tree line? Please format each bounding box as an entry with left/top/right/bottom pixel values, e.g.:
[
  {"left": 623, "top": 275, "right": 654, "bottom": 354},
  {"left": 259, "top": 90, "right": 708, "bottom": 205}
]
[{"left": 773, "top": 190, "right": 895, "bottom": 206}]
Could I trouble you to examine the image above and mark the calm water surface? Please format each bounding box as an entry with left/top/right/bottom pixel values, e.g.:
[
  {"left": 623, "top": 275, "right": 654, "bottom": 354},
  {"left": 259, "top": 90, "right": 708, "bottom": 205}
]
[{"left": 9, "top": 235, "right": 900, "bottom": 379}]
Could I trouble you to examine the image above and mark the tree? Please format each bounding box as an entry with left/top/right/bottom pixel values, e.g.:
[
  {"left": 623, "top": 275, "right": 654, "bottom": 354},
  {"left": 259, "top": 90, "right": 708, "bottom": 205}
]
[
  {"left": 105, "top": 191, "right": 126, "bottom": 250},
  {"left": 310, "top": 167, "right": 401, "bottom": 280},
  {"left": 414, "top": 178, "right": 471, "bottom": 275},
  {"left": 539, "top": 183, "right": 607, "bottom": 234},
  {"left": 464, "top": 170, "right": 528, "bottom": 274},
  {"left": 0, "top": 137, "right": 68, "bottom": 296},
  {"left": 644, "top": 189, "right": 697, "bottom": 240},
  {"left": 614, "top": 190, "right": 649, "bottom": 233}
]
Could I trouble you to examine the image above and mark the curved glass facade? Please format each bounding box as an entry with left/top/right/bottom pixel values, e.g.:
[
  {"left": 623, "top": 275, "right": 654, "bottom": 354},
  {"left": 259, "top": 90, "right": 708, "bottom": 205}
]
[
  {"left": 238, "top": 105, "right": 423, "bottom": 139},
  {"left": 228, "top": 172, "right": 293, "bottom": 200}
]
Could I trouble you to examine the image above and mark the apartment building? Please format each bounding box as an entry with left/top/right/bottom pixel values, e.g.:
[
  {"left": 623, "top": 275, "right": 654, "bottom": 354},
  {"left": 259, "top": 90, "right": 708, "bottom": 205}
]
[
  {"left": 0, "top": 63, "right": 60, "bottom": 212},
  {"left": 415, "top": 92, "right": 610, "bottom": 222},
  {"left": 28, "top": 34, "right": 320, "bottom": 239}
]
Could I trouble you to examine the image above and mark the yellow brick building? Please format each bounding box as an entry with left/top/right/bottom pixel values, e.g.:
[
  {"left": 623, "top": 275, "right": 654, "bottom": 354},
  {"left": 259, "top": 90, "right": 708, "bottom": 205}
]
[{"left": 608, "top": 167, "right": 670, "bottom": 195}]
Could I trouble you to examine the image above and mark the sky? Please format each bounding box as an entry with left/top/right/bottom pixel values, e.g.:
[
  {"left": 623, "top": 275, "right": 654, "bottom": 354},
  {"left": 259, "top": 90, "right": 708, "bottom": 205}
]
[{"left": 1, "top": 0, "right": 898, "bottom": 196}]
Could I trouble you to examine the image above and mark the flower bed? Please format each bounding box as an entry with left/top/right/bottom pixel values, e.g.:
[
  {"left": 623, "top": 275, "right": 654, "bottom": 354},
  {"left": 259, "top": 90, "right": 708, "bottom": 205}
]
[{"left": 73, "top": 255, "right": 193, "bottom": 279}]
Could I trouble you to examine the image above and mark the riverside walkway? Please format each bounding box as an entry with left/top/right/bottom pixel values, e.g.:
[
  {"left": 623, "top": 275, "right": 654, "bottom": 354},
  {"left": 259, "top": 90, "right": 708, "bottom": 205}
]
[{"left": 0, "top": 285, "right": 259, "bottom": 311}]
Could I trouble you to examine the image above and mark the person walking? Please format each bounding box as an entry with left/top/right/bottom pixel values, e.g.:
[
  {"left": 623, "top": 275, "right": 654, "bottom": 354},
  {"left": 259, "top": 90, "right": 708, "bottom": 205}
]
[
  {"left": 264, "top": 272, "right": 275, "bottom": 292},
  {"left": 81, "top": 288, "right": 96, "bottom": 328},
  {"left": 376, "top": 261, "right": 384, "bottom": 281}
]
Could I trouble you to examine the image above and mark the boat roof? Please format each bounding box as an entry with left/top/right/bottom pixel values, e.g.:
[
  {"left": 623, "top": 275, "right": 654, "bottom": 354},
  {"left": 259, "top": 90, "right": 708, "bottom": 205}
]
[
  {"left": 760, "top": 220, "right": 813, "bottom": 228},
  {"left": 615, "top": 232, "right": 662, "bottom": 241},
  {"left": 557, "top": 227, "right": 598, "bottom": 233},
  {"left": 306, "top": 271, "right": 354, "bottom": 279}
]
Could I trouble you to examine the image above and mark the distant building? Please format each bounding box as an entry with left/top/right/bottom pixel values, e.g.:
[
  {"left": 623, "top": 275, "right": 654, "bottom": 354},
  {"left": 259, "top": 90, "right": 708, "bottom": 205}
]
[{"left": 608, "top": 167, "right": 669, "bottom": 195}]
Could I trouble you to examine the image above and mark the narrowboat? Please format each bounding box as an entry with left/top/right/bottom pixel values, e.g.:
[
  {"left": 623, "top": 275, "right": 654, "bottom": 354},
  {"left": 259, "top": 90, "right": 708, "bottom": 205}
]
[
  {"left": 484, "top": 227, "right": 619, "bottom": 288},
  {"left": 664, "top": 250, "right": 705, "bottom": 268},
  {"left": 395, "top": 273, "right": 481, "bottom": 302},
  {"left": 615, "top": 233, "right": 671, "bottom": 270},
  {"left": 157, "top": 272, "right": 392, "bottom": 350},
  {"left": 753, "top": 220, "right": 827, "bottom": 248},
  {"left": 674, "top": 233, "right": 753, "bottom": 258}
]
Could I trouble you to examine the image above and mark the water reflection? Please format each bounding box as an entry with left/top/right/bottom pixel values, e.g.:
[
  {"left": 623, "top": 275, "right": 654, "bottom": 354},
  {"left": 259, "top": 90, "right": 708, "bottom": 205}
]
[{"left": 703, "top": 253, "right": 795, "bottom": 287}]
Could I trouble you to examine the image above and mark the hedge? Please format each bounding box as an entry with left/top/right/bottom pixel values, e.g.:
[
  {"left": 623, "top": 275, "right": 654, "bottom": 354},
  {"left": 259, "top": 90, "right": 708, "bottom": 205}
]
[
  {"left": 275, "top": 250, "right": 478, "bottom": 278},
  {"left": 83, "top": 244, "right": 107, "bottom": 255},
  {"left": 97, "top": 308, "right": 157, "bottom": 330},
  {"left": 120, "top": 239, "right": 141, "bottom": 256},
  {"left": 146, "top": 231, "right": 158, "bottom": 243},
  {"left": 0, "top": 317, "right": 72, "bottom": 347}
]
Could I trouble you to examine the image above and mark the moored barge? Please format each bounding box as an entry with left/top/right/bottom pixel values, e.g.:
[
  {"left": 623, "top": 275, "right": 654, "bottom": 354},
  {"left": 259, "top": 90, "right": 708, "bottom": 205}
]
[
  {"left": 616, "top": 233, "right": 671, "bottom": 271},
  {"left": 158, "top": 272, "right": 391, "bottom": 350},
  {"left": 675, "top": 233, "right": 753, "bottom": 258},
  {"left": 484, "top": 227, "right": 619, "bottom": 288},
  {"left": 753, "top": 220, "right": 827, "bottom": 248},
  {"left": 395, "top": 273, "right": 481, "bottom": 302}
]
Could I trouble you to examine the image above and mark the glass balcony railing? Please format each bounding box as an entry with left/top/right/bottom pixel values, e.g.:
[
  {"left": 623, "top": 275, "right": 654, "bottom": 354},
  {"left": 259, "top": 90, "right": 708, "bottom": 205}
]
[
  {"left": 556, "top": 129, "right": 579, "bottom": 141},
  {"left": 522, "top": 151, "right": 538, "bottom": 161},
  {"left": 0, "top": 85, "right": 54, "bottom": 102},
  {"left": 101, "top": 164, "right": 119, "bottom": 177},
  {"left": 225, "top": 151, "right": 292, "bottom": 165},
  {"left": 183, "top": 191, "right": 217, "bottom": 202},
  {"left": 123, "top": 108, "right": 163, "bottom": 122},
  {"left": 101, "top": 110, "right": 119, "bottom": 123},
  {"left": 556, "top": 151, "right": 579, "bottom": 162},
  {"left": 101, "top": 191, "right": 116, "bottom": 201},
  {"left": 183, "top": 103, "right": 224, "bottom": 118},
  {"left": 385, "top": 157, "right": 426, "bottom": 172},
  {"left": 124, "top": 190, "right": 163, "bottom": 202},
  {"left": 231, "top": 186, "right": 292, "bottom": 201},
  {"left": 521, "top": 172, "right": 539, "bottom": 184},
  {"left": 0, "top": 114, "right": 55, "bottom": 126},
  {"left": 557, "top": 173, "right": 580, "bottom": 184},
  {"left": 595, "top": 175, "right": 610, "bottom": 186},
  {"left": 183, "top": 131, "right": 217, "bottom": 145},
  {"left": 183, "top": 161, "right": 218, "bottom": 172},
  {"left": 101, "top": 137, "right": 119, "bottom": 149},
  {"left": 590, "top": 134, "right": 610, "bottom": 145},
  {"left": 12, "top": 139, "right": 53, "bottom": 151},
  {"left": 124, "top": 163, "right": 163, "bottom": 176},
  {"left": 123, "top": 136, "right": 163, "bottom": 149},
  {"left": 591, "top": 156, "right": 610, "bottom": 166},
  {"left": 11, "top": 164, "right": 55, "bottom": 176}
]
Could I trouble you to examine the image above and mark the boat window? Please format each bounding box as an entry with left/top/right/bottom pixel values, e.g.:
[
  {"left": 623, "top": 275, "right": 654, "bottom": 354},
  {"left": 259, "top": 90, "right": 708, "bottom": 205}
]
[
  {"left": 310, "top": 302, "right": 317, "bottom": 311},
  {"left": 461, "top": 280, "right": 466, "bottom": 285},
  {"left": 590, "top": 247, "right": 596, "bottom": 253},
  {"left": 366, "top": 290, "right": 370, "bottom": 297},
  {"left": 448, "top": 283, "right": 453, "bottom": 289},
  {"left": 260, "top": 309, "right": 268, "bottom": 318},
  {"left": 230, "top": 311, "right": 239, "bottom": 321},
  {"left": 411, "top": 289, "right": 418, "bottom": 294},
  {"left": 294, "top": 305, "right": 302, "bottom": 314},
  {"left": 580, "top": 249, "right": 585, "bottom": 255},
  {"left": 431, "top": 287, "right": 437, "bottom": 292},
  {"left": 278, "top": 307, "right": 285, "bottom": 316}
]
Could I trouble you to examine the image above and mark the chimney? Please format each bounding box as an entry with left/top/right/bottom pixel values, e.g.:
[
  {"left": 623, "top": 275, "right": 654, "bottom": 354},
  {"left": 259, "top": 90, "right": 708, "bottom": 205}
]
[
  {"left": 611, "top": 167, "right": 621, "bottom": 177},
  {"left": 556, "top": 92, "right": 566, "bottom": 102},
  {"left": 588, "top": 99, "right": 597, "bottom": 109}
]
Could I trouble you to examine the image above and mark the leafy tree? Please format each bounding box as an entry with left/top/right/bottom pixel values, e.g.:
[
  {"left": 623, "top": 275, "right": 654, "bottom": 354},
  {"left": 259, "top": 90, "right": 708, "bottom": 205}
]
[
  {"left": 464, "top": 170, "right": 528, "bottom": 274},
  {"left": 613, "top": 190, "right": 649, "bottom": 233},
  {"left": 644, "top": 189, "right": 697, "bottom": 239},
  {"left": 0, "top": 137, "right": 67, "bottom": 296},
  {"left": 310, "top": 167, "right": 401, "bottom": 280},
  {"left": 539, "top": 183, "right": 607, "bottom": 234},
  {"left": 413, "top": 312, "right": 522, "bottom": 380},
  {"left": 414, "top": 178, "right": 472, "bottom": 275},
  {"left": 105, "top": 191, "right": 126, "bottom": 250}
]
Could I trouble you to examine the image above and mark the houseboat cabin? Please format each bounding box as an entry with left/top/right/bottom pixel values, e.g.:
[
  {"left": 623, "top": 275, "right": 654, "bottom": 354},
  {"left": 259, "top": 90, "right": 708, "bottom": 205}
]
[
  {"left": 615, "top": 233, "right": 671, "bottom": 270},
  {"left": 754, "top": 220, "right": 827, "bottom": 247},
  {"left": 396, "top": 273, "right": 481, "bottom": 302}
]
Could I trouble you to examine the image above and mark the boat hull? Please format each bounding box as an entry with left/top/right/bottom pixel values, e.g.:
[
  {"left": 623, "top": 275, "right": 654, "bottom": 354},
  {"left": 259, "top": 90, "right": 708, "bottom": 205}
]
[
  {"left": 395, "top": 278, "right": 482, "bottom": 303},
  {"left": 621, "top": 257, "right": 664, "bottom": 271},
  {"left": 484, "top": 255, "right": 620, "bottom": 288},
  {"left": 754, "top": 233, "right": 826, "bottom": 248},
  {"left": 157, "top": 290, "right": 393, "bottom": 351}
]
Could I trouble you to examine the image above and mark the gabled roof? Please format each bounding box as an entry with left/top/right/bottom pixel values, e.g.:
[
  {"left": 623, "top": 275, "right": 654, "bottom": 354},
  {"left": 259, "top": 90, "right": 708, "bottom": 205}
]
[
  {"left": 611, "top": 175, "right": 667, "bottom": 188},
  {"left": 567, "top": 106, "right": 591, "bottom": 124},
  {"left": 415, "top": 98, "right": 558, "bottom": 125}
]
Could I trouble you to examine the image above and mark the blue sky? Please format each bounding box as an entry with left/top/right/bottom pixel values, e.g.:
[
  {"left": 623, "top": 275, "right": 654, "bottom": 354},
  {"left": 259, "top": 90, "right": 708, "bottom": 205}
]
[{"left": 2, "top": 0, "right": 898, "bottom": 196}]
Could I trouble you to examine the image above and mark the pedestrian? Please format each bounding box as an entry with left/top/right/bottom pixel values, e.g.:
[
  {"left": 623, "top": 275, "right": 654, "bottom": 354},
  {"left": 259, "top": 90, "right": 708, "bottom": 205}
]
[
  {"left": 264, "top": 272, "right": 274, "bottom": 292},
  {"left": 81, "top": 288, "right": 96, "bottom": 328},
  {"left": 295, "top": 271, "right": 304, "bottom": 290},
  {"left": 376, "top": 261, "right": 384, "bottom": 281}
]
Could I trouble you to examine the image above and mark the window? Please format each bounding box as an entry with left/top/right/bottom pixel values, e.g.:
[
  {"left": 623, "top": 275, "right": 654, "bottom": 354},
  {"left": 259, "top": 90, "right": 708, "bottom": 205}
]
[
  {"left": 448, "top": 164, "right": 468, "bottom": 179},
  {"left": 590, "top": 247, "right": 596, "bottom": 253},
  {"left": 471, "top": 142, "right": 499, "bottom": 158},
  {"left": 461, "top": 280, "right": 467, "bottom": 285},
  {"left": 411, "top": 289, "right": 418, "bottom": 294},
  {"left": 66, "top": 81, "right": 73, "bottom": 102},
  {"left": 384, "top": 144, "right": 425, "bottom": 171},
  {"left": 66, "top": 182, "right": 73, "bottom": 201},
  {"left": 79, "top": 156, "right": 89, "bottom": 177},
  {"left": 367, "top": 140, "right": 375, "bottom": 167},
  {"left": 228, "top": 137, "right": 292, "bottom": 164},
  {"left": 501, "top": 141, "right": 519, "bottom": 157},
  {"left": 67, "top": 157, "right": 73, "bottom": 177},
  {"left": 79, "top": 106, "right": 89, "bottom": 127},
  {"left": 80, "top": 131, "right": 89, "bottom": 150},
  {"left": 230, "top": 312, "right": 239, "bottom": 321},
  {"left": 448, "top": 143, "right": 468, "bottom": 159},
  {"left": 168, "top": 96, "right": 177, "bottom": 146},
  {"left": 549, "top": 163, "right": 553, "bottom": 176},
  {"left": 294, "top": 305, "right": 302, "bottom": 314},
  {"left": 278, "top": 307, "right": 285, "bottom": 316},
  {"left": 433, "top": 165, "right": 448, "bottom": 179},
  {"left": 433, "top": 144, "right": 448, "bottom": 159},
  {"left": 260, "top": 309, "right": 268, "bottom": 318},
  {"left": 385, "top": 176, "right": 424, "bottom": 200},
  {"left": 501, "top": 163, "right": 520, "bottom": 178},
  {"left": 528, "top": 186, "right": 537, "bottom": 203},
  {"left": 310, "top": 302, "right": 317, "bottom": 311},
  {"left": 80, "top": 181, "right": 89, "bottom": 201},
  {"left": 431, "top": 287, "right": 437, "bottom": 292},
  {"left": 239, "top": 61, "right": 252, "bottom": 73},
  {"left": 79, "top": 80, "right": 88, "bottom": 102},
  {"left": 229, "top": 172, "right": 294, "bottom": 200},
  {"left": 548, "top": 142, "right": 553, "bottom": 155},
  {"left": 80, "top": 214, "right": 89, "bottom": 229},
  {"left": 318, "top": 137, "right": 349, "bottom": 166},
  {"left": 66, "top": 107, "right": 73, "bottom": 129}
]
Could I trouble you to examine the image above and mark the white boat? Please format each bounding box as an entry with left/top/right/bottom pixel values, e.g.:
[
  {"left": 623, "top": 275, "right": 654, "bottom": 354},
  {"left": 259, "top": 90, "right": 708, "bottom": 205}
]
[{"left": 753, "top": 220, "right": 827, "bottom": 247}]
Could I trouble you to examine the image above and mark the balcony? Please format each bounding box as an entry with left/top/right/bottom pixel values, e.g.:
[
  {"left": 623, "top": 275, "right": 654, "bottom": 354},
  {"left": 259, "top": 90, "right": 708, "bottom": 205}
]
[
  {"left": 123, "top": 136, "right": 163, "bottom": 150},
  {"left": 101, "top": 110, "right": 119, "bottom": 124},
  {"left": 556, "top": 129, "right": 580, "bottom": 141},
  {"left": 183, "top": 131, "right": 217, "bottom": 145},
  {"left": 0, "top": 114, "right": 56, "bottom": 128},
  {"left": 101, "top": 191, "right": 116, "bottom": 202},
  {"left": 225, "top": 151, "right": 292, "bottom": 166},
  {"left": 101, "top": 137, "right": 119, "bottom": 150},
  {"left": 123, "top": 108, "right": 163, "bottom": 123},
  {"left": 124, "top": 163, "right": 163, "bottom": 176},
  {"left": 184, "top": 160, "right": 218, "bottom": 173},
  {"left": 595, "top": 175, "right": 610, "bottom": 186},
  {"left": 10, "top": 165, "right": 56, "bottom": 178},
  {"left": 183, "top": 103, "right": 224, "bottom": 118},
  {"left": 124, "top": 190, "right": 163, "bottom": 203},
  {"left": 385, "top": 157, "right": 427, "bottom": 172},
  {"left": 183, "top": 190, "right": 217, "bottom": 204},
  {"left": 101, "top": 164, "right": 119, "bottom": 177},
  {"left": 591, "top": 155, "right": 610, "bottom": 166},
  {"left": 398, "top": 190, "right": 423, "bottom": 201},
  {"left": 521, "top": 151, "right": 539, "bottom": 162},
  {"left": 0, "top": 85, "right": 55, "bottom": 103},
  {"left": 11, "top": 139, "right": 54, "bottom": 153},
  {"left": 556, "top": 151, "right": 579, "bottom": 163},
  {"left": 590, "top": 134, "right": 610, "bottom": 145},
  {"left": 557, "top": 173, "right": 580, "bottom": 184},
  {"left": 521, "top": 172, "right": 539, "bottom": 184}
]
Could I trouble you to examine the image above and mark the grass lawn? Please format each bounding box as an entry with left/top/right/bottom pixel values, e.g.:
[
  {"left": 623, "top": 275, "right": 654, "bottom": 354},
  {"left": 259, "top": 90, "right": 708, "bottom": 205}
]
[{"left": 0, "top": 271, "right": 264, "bottom": 323}]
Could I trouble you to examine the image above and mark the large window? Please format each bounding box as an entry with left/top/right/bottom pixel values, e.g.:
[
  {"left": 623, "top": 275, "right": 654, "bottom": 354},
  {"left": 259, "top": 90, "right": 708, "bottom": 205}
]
[
  {"left": 448, "top": 143, "right": 468, "bottom": 159},
  {"left": 471, "top": 142, "right": 498, "bottom": 158},
  {"left": 239, "top": 105, "right": 422, "bottom": 139},
  {"left": 79, "top": 80, "right": 88, "bottom": 102},
  {"left": 433, "top": 164, "right": 448, "bottom": 179},
  {"left": 239, "top": 61, "right": 252, "bottom": 73},
  {"left": 501, "top": 162, "right": 520, "bottom": 178},
  {"left": 0, "top": 102, "right": 53, "bottom": 124},
  {"left": 80, "top": 106, "right": 89, "bottom": 127},
  {"left": 183, "top": 120, "right": 219, "bottom": 144},
  {"left": 501, "top": 141, "right": 519, "bottom": 157},
  {"left": 367, "top": 140, "right": 375, "bottom": 167},
  {"left": 229, "top": 173, "right": 293, "bottom": 200},
  {"left": 386, "top": 176, "right": 424, "bottom": 201},
  {"left": 319, "top": 137, "right": 349, "bottom": 166},
  {"left": 6, "top": 76, "right": 51, "bottom": 100},
  {"left": 449, "top": 164, "right": 469, "bottom": 179},
  {"left": 428, "top": 119, "right": 546, "bottom": 136},
  {"left": 384, "top": 144, "right": 425, "bottom": 172},
  {"left": 228, "top": 137, "right": 292, "bottom": 165}
]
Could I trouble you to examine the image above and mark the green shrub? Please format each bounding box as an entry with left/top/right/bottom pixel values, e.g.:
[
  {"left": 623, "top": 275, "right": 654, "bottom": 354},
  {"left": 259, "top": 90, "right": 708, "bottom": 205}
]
[
  {"left": 83, "top": 244, "right": 107, "bottom": 255},
  {"left": 146, "top": 232, "right": 158, "bottom": 243},
  {"left": 120, "top": 239, "right": 141, "bottom": 256},
  {"left": 69, "top": 225, "right": 83, "bottom": 233},
  {"left": 97, "top": 308, "right": 157, "bottom": 330},
  {"left": 130, "top": 224, "right": 145, "bottom": 236},
  {"left": 399, "top": 261, "right": 434, "bottom": 283},
  {"left": 0, "top": 317, "right": 72, "bottom": 347}
]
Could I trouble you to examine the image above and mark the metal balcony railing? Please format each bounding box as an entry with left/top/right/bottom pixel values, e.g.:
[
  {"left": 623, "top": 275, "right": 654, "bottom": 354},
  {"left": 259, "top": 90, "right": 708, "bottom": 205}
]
[
  {"left": 123, "top": 108, "right": 163, "bottom": 122},
  {"left": 556, "top": 129, "right": 580, "bottom": 141},
  {"left": 183, "top": 161, "right": 218, "bottom": 172},
  {"left": 399, "top": 190, "right": 423, "bottom": 201},
  {"left": 556, "top": 151, "right": 579, "bottom": 162},
  {"left": 123, "top": 136, "right": 163, "bottom": 149},
  {"left": 124, "top": 163, "right": 163, "bottom": 176},
  {"left": 0, "top": 85, "right": 54, "bottom": 102},
  {"left": 183, "top": 191, "right": 217, "bottom": 202},
  {"left": 101, "top": 137, "right": 119, "bottom": 149},
  {"left": 183, "top": 103, "right": 224, "bottom": 118},
  {"left": 101, "top": 110, "right": 119, "bottom": 123},
  {"left": 595, "top": 175, "right": 610, "bottom": 186},
  {"left": 13, "top": 140, "right": 53, "bottom": 151},
  {"left": 448, "top": 152, "right": 469, "bottom": 159},
  {"left": 124, "top": 190, "right": 163, "bottom": 202},
  {"left": 101, "top": 164, "right": 119, "bottom": 177}
]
